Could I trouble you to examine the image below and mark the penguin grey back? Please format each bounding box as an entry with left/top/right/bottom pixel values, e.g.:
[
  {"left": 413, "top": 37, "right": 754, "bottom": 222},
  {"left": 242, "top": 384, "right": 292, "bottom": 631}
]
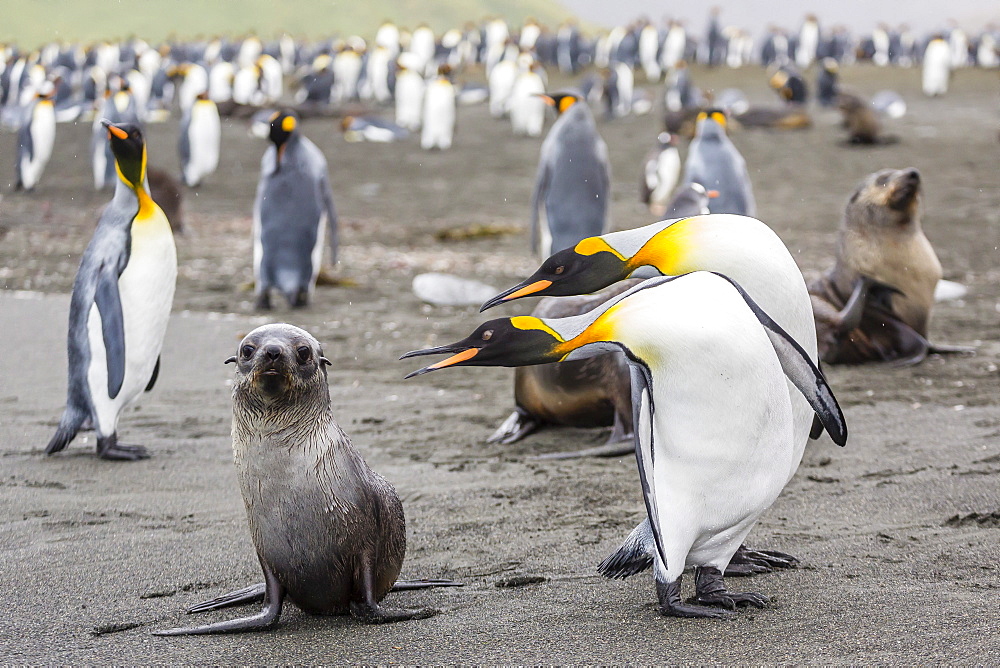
[
  {"left": 254, "top": 127, "right": 338, "bottom": 308},
  {"left": 532, "top": 98, "right": 611, "bottom": 255},
  {"left": 682, "top": 111, "right": 756, "bottom": 217}
]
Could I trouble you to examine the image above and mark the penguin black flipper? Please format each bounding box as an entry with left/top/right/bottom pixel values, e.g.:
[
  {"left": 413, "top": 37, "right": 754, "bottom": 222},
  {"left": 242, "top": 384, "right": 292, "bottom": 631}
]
[
  {"left": 627, "top": 361, "right": 669, "bottom": 574},
  {"left": 529, "top": 161, "right": 551, "bottom": 252},
  {"left": 712, "top": 272, "right": 848, "bottom": 447},
  {"left": 145, "top": 356, "right": 161, "bottom": 392},
  {"left": 320, "top": 173, "right": 339, "bottom": 265},
  {"left": 94, "top": 262, "right": 127, "bottom": 399}
]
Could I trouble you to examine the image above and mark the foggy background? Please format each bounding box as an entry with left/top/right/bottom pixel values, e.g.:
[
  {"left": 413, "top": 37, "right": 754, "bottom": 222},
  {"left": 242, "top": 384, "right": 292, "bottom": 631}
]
[{"left": 561, "top": 0, "right": 996, "bottom": 35}]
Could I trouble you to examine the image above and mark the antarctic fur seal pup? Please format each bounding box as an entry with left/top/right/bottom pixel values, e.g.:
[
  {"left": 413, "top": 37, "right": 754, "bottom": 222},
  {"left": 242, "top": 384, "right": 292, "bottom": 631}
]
[
  {"left": 155, "top": 324, "right": 455, "bottom": 635},
  {"left": 809, "top": 168, "right": 960, "bottom": 364},
  {"left": 836, "top": 92, "right": 896, "bottom": 146},
  {"left": 487, "top": 280, "right": 639, "bottom": 451}
]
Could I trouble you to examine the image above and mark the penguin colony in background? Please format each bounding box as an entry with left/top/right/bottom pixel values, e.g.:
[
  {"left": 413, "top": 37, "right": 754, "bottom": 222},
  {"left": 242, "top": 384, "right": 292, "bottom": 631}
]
[{"left": 9, "top": 9, "right": 982, "bottom": 629}]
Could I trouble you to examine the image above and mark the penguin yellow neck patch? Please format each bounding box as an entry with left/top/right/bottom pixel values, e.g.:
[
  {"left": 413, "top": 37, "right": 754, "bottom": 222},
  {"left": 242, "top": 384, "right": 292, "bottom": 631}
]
[
  {"left": 511, "top": 316, "right": 564, "bottom": 342},
  {"left": 558, "top": 96, "right": 577, "bottom": 114},
  {"left": 575, "top": 237, "right": 626, "bottom": 261},
  {"left": 629, "top": 217, "right": 700, "bottom": 275},
  {"left": 281, "top": 116, "right": 296, "bottom": 132}
]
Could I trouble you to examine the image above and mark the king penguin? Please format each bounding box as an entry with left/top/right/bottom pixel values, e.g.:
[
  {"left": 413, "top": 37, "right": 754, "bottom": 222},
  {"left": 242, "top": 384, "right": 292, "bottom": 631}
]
[
  {"left": 639, "top": 132, "right": 681, "bottom": 218},
  {"left": 404, "top": 271, "right": 846, "bottom": 617},
  {"left": 420, "top": 65, "right": 457, "bottom": 151},
  {"left": 480, "top": 213, "right": 827, "bottom": 574},
  {"left": 253, "top": 110, "right": 338, "bottom": 309},
  {"left": 46, "top": 121, "right": 177, "bottom": 460},
  {"left": 15, "top": 85, "right": 56, "bottom": 192},
  {"left": 178, "top": 91, "right": 221, "bottom": 188},
  {"left": 682, "top": 109, "right": 755, "bottom": 216},
  {"left": 922, "top": 35, "right": 951, "bottom": 97},
  {"left": 531, "top": 91, "right": 611, "bottom": 258}
]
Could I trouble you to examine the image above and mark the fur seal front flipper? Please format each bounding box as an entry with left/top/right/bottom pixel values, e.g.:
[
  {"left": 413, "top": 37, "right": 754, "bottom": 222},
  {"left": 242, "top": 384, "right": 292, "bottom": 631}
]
[{"left": 185, "top": 579, "right": 464, "bottom": 614}]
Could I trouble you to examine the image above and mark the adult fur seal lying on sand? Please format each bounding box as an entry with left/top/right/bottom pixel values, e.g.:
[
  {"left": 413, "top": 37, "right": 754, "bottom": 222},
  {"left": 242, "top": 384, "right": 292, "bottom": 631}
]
[
  {"left": 809, "top": 168, "right": 969, "bottom": 364},
  {"left": 154, "top": 324, "right": 458, "bottom": 635}
]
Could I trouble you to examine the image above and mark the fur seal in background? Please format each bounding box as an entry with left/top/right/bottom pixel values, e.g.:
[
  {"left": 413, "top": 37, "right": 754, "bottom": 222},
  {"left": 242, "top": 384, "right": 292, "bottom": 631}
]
[
  {"left": 836, "top": 92, "right": 895, "bottom": 145},
  {"left": 154, "top": 324, "right": 458, "bottom": 635},
  {"left": 809, "top": 168, "right": 967, "bottom": 364},
  {"left": 487, "top": 279, "right": 640, "bottom": 449},
  {"left": 147, "top": 167, "right": 185, "bottom": 234}
]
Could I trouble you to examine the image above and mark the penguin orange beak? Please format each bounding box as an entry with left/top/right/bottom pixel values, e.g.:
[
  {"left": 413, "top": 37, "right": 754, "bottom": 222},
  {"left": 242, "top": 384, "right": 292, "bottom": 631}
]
[
  {"left": 102, "top": 120, "right": 129, "bottom": 140},
  {"left": 400, "top": 344, "right": 480, "bottom": 378},
  {"left": 707, "top": 190, "right": 720, "bottom": 199},
  {"left": 480, "top": 280, "right": 552, "bottom": 311}
]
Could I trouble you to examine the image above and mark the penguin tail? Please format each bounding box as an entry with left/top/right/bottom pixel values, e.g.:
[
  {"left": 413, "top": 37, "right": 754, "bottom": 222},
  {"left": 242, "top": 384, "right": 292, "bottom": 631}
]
[
  {"left": 597, "top": 519, "right": 655, "bottom": 580},
  {"left": 45, "top": 405, "right": 87, "bottom": 455}
]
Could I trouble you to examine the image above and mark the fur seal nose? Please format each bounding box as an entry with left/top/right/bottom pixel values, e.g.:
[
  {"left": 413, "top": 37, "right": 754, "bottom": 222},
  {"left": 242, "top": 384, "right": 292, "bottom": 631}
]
[
  {"left": 265, "top": 345, "right": 282, "bottom": 361},
  {"left": 903, "top": 168, "right": 920, "bottom": 182}
]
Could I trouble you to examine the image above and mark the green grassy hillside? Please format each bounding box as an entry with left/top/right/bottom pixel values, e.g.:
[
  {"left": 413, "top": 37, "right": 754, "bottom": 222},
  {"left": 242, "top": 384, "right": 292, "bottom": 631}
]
[{"left": 2, "top": 0, "right": 580, "bottom": 49}]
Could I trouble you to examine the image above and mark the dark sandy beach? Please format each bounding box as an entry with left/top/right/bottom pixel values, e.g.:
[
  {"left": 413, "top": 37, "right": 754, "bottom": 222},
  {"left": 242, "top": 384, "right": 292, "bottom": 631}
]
[{"left": 1, "top": 65, "right": 998, "bottom": 663}]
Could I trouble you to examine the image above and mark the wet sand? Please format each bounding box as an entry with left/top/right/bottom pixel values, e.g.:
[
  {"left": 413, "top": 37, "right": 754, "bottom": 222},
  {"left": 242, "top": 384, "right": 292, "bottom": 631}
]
[{"left": 1, "top": 65, "right": 998, "bottom": 663}]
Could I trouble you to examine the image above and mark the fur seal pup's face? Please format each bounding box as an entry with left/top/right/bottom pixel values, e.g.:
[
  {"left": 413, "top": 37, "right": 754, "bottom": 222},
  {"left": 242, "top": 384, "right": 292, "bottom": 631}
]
[
  {"left": 227, "top": 324, "right": 331, "bottom": 400},
  {"left": 846, "top": 168, "right": 921, "bottom": 228}
]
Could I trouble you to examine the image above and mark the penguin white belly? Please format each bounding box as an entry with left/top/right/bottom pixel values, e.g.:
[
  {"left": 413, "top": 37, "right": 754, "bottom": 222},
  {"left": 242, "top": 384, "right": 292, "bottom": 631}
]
[
  {"left": 308, "top": 212, "right": 327, "bottom": 297},
  {"left": 186, "top": 103, "right": 221, "bottom": 185},
  {"left": 637, "top": 303, "right": 795, "bottom": 581},
  {"left": 421, "top": 81, "right": 456, "bottom": 150},
  {"left": 87, "top": 211, "right": 177, "bottom": 436},
  {"left": 395, "top": 74, "right": 424, "bottom": 130},
  {"left": 21, "top": 103, "right": 55, "bottom": 189}
]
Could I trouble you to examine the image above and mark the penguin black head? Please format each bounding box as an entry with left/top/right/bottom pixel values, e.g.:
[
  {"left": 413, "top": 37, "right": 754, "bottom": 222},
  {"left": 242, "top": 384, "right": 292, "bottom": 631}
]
[
  {"left": 539, "top": 91, "right": 583, "bottom": 116},
  {"left": 401, "top": 317, "right": 566, "bottom": 378},
  {"left": 268, "top": 109, "right": 299, "bottom": 147},
  {"left": 102, "top": 120, "right": 146, "bottom": 189},
  {"left": 480, "top": 242, "right": 628, "bottom": 312}
]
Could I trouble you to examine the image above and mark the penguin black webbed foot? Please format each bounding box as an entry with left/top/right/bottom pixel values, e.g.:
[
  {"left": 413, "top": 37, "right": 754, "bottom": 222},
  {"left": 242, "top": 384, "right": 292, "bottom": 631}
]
[
  {"left": 691, "top": 566, "right": 769, "bottom": 610},
  {"left": 729, "top": 544, "right": 799, "bottom": 573},
  {"left": 655, "top": 578, "right": 736, "bottom": 619},
  {"left": 254, "top": 292, "right": 271, "bottom": 311},
  {"left": 291, "top": 288, "right": 309, "bottom": 309},
  {"left": 349, "top": 601, "right": 441, "bottom": 624},
  {"left": 97, "top": 435, "right": 150, "bottom": 461}
]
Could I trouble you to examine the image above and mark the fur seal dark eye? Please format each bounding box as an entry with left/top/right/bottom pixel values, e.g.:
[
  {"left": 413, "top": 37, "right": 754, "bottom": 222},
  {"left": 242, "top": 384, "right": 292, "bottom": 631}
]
[
  {"left": 297, "top": 346, "right": 311, "bottom": 363},
  {"left": 482, "top": 330, "right": 493, "bottom": 341},
  {"left": 241, "top": 345, "right": 255, "bottom": 359}
]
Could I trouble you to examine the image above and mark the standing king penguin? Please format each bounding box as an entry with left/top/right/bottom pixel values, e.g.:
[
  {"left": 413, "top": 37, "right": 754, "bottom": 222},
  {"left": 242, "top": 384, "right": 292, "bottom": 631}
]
[
  {"left": 178, "top": 91, "right": 221, "bottom": 188},
  {"left": 15, "top": 85, "right": 56, "bottom": 192},
  {"left": 420, "top": 65, "right": 457, "bottom": 151},
  {"left": 405, "top": 272, "right": 846, "bottom": 617},
  {"left": 481, "top": 214, "right": 828, "bottom": 574},
  {"left": 46, "top": 121, "right": 177, "bottom": 460},
  {"left": 531, "top": 91, "right": 611, "bottom": 257},
  {"left": 253, "top": 110, "right": 338, "bottom": 310},
  {"left": 682, "top": 109, "right": 755, "bottom": 217}
]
